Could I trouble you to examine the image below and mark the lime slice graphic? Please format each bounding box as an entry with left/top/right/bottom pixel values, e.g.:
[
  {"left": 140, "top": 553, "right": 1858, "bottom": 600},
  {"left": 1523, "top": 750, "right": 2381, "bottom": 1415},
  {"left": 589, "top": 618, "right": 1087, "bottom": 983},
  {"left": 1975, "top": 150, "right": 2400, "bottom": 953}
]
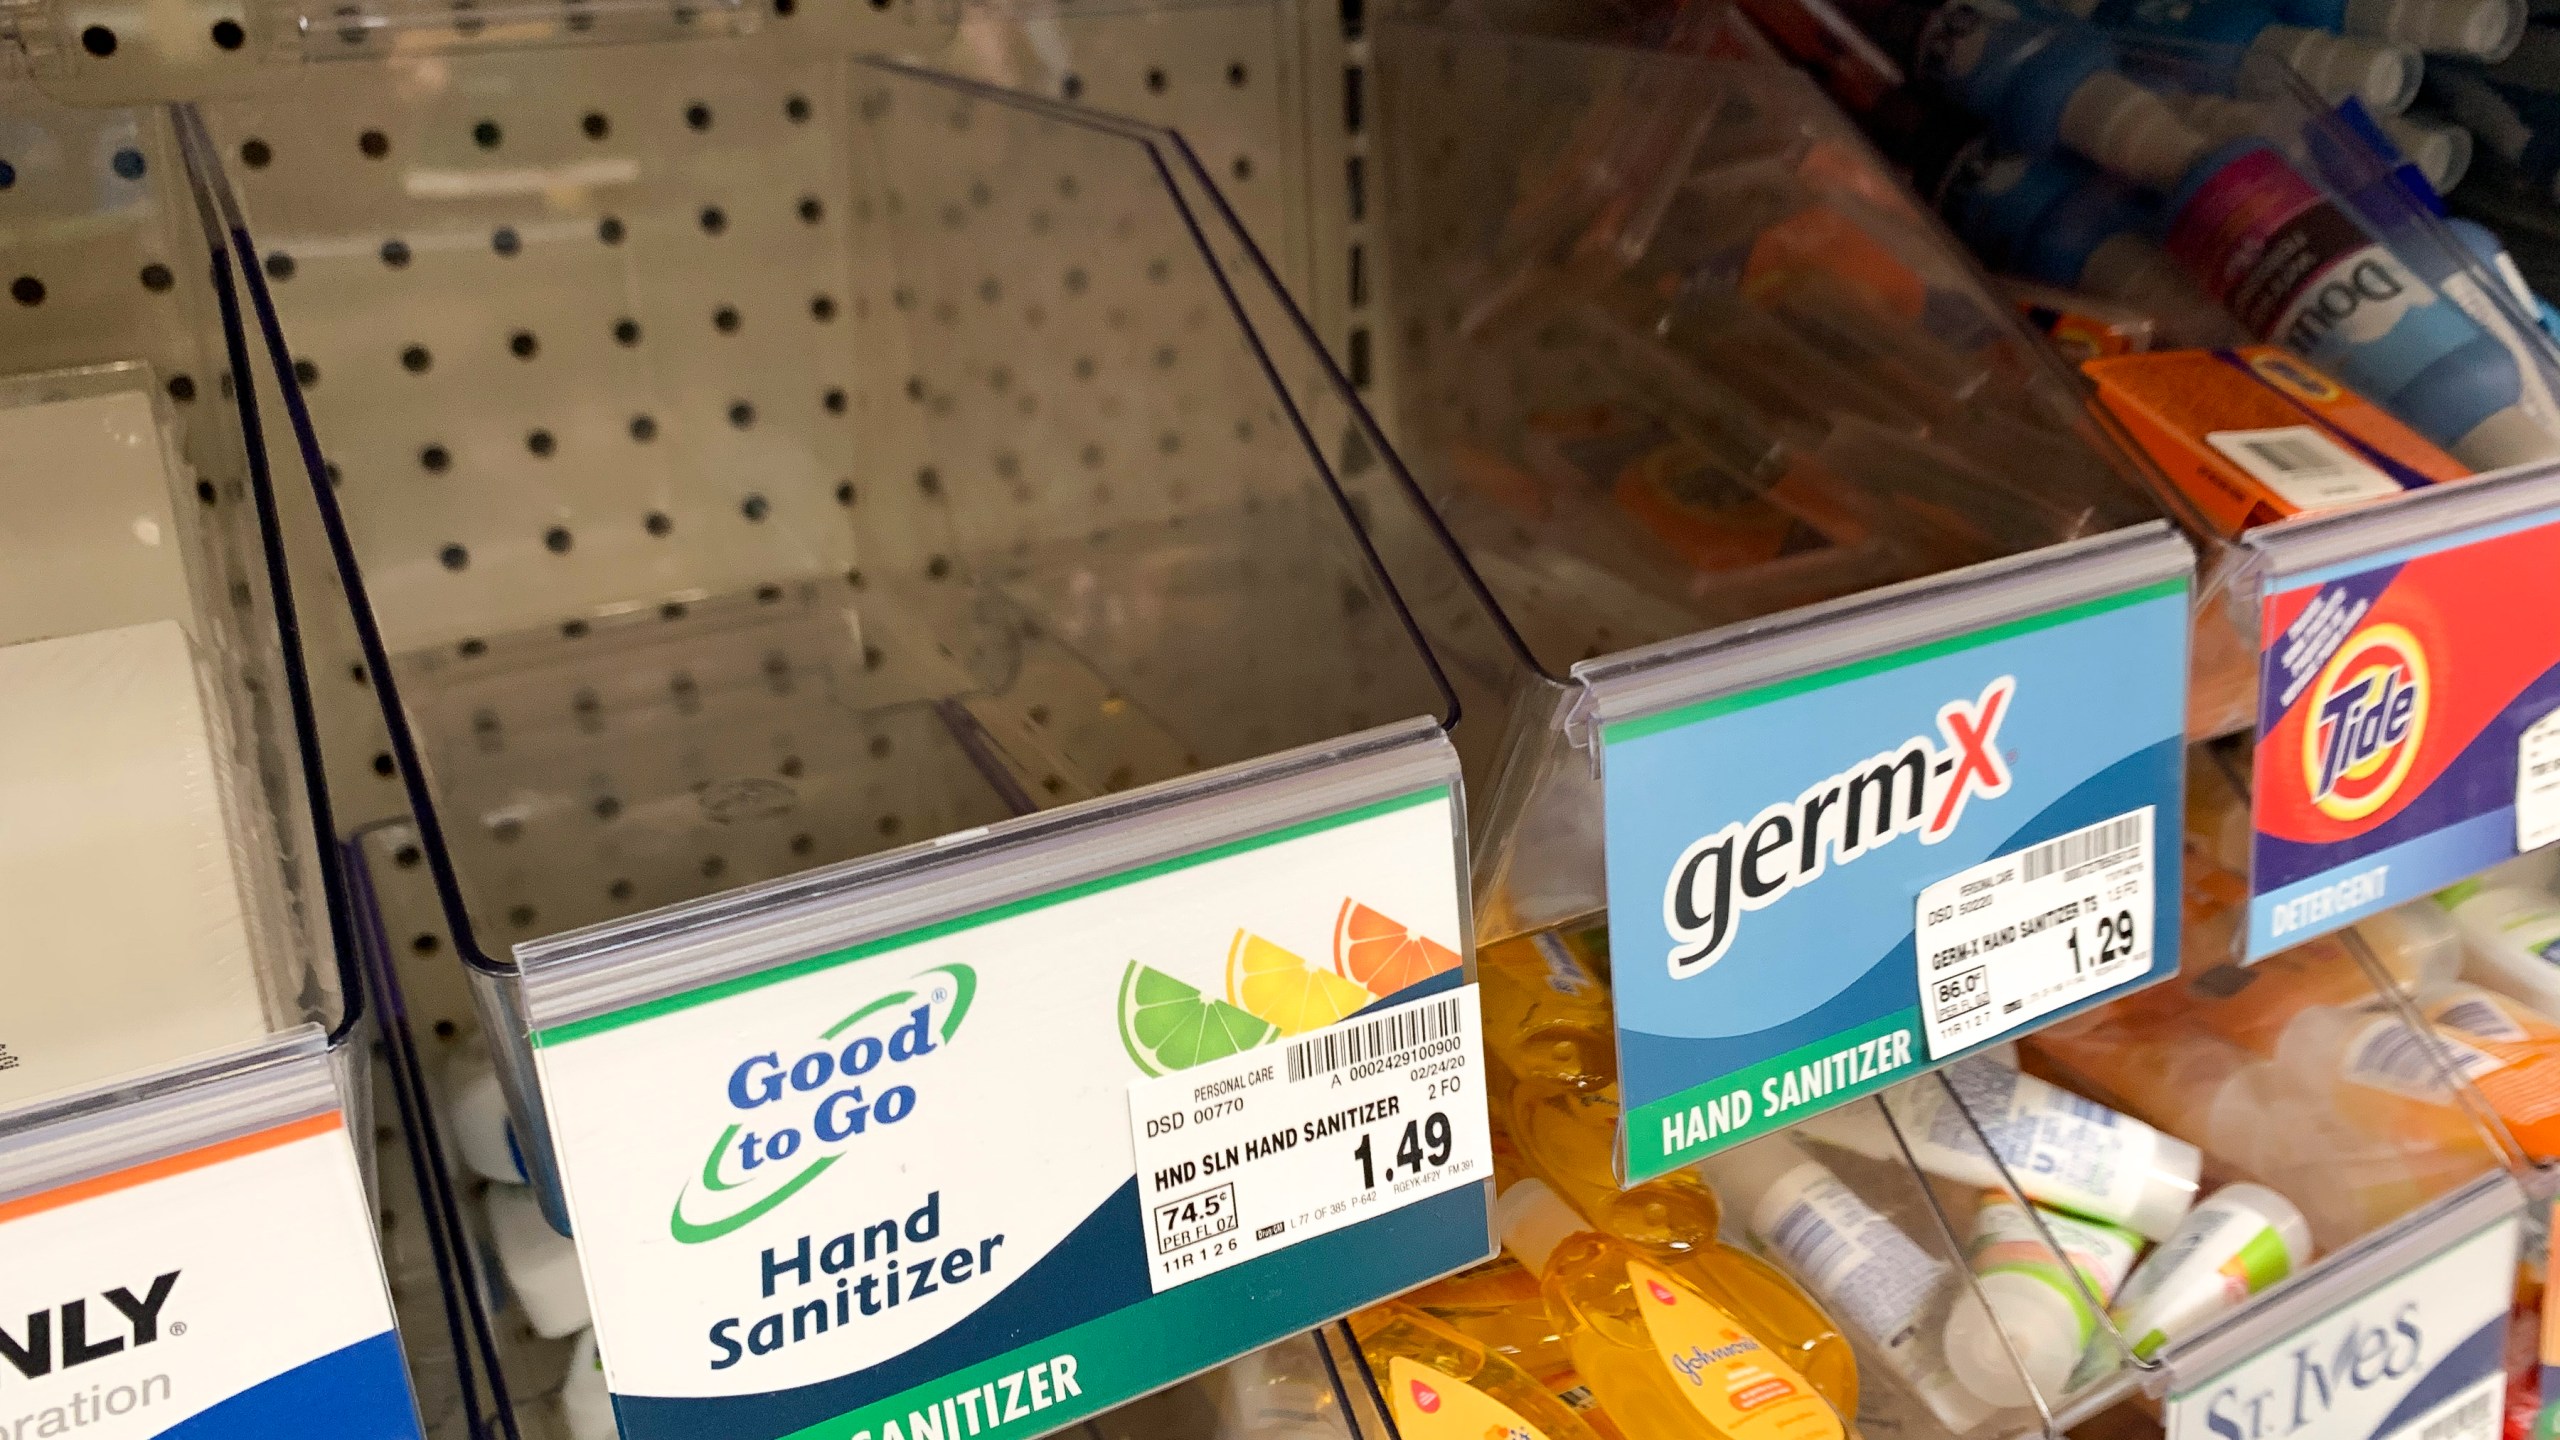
[{"left": 1118, "top": 961, "right": 1276, "bottom": 1076}]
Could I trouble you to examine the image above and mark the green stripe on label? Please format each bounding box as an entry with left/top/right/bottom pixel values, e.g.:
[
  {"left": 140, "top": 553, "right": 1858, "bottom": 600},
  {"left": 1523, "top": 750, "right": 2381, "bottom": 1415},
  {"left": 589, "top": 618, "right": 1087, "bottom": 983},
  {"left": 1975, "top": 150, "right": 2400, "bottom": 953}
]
[
  {"left": 1624, "top": 1009, "right": 1921, "bottom": 1179},
  {"left": 776, "top": 1304, "right": 1207, "bottom": 1440},
  {"left": 1604, "top": 577, "right": 2185, "bottom": 745},
  {"left": 535, "top": 785, "right": 1452, "bottom": 1047}
]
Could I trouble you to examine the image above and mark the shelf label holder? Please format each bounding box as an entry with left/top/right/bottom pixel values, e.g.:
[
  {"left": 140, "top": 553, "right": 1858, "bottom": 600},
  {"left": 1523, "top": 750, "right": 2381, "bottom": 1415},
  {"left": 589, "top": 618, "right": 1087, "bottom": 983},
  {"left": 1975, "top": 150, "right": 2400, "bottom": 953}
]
[
  {"left": 2158, "top": 1179, "right": 2521, "bottom": 1440},
  {"left": 2243, "top": 460, "right": 2560, "bottom": 960},
  {"left": 511, "top": 720, "right": 1488, "bottom": 1440},
  {"left": 1573, "top": 523, "right": 2195, "bottom": 1182},
  {"left": 0, "top": 1036, "right": 422, "bottom": 1439}
]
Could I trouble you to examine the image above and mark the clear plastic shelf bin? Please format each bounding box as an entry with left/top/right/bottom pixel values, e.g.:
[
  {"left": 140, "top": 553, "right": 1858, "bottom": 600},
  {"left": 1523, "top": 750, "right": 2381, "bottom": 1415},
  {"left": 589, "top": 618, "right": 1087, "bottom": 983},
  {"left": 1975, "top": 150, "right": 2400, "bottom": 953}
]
[
  {"left": 1299, "top": 12, "right": 2203, "bottom": 1181},
  {"left": 0, "top": 88, "right": 425, "bottom": 1436},
  {"left": 210, "top": 30, "right": 1495, "bottom": 1440}
]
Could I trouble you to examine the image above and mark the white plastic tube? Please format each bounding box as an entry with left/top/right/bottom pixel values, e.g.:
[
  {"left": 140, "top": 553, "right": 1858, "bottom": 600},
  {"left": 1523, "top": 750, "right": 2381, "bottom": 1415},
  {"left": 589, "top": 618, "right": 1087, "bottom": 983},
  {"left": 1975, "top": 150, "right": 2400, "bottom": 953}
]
[
  {"left": 2447, "top": 886, "right": 2560, "bottom": 1019},
  {"left": 561, "top": 1329, "right": 616, "bottom": 1439},
  {"left": 443, "top": 1054, "right": 531, "bottom": 1186},
  {"left": 1801, "top": 1056, "right": 2202, "bottom": 1239},
  {"left": 1944, "top": 1194, "right": 2141, "bottom": 1406},
  {"left": 488, "top": 1185, "right": 592, "bottom": 1339},
  {"left": 1700, "top": 1134, "right": 1994, "bottom": 1432},
  {"left": 2109, "top": 1184, "right": 2312, "bottom": 1359}
]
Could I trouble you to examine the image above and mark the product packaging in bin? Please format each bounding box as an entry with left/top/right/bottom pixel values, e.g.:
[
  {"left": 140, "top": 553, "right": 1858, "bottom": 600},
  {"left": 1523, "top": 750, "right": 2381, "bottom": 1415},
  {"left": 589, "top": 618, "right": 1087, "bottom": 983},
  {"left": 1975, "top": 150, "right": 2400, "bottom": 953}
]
[
  {"left": 1341, "top": 10, "right": 2194, "bottom": 1184},
  {"left": 220, "top": 40, "right": 1501, "bottom": 1440},
  {"left": 0, "top": 95, "right": 425, "bottom": 1436}
]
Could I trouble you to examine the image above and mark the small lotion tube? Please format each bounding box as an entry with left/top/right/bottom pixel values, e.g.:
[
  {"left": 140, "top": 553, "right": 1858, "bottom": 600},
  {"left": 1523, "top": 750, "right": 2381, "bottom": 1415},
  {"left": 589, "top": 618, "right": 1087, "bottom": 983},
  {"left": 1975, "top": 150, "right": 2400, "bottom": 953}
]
[
  {"left": 1801, "top": 1056, "right": 2202, "bottom": 1239},
  {"left": 1943, "top": 1193, "right": 2141, "bottom": 1406},
  {"left": 1701, "top": 1133, "right": 1995, "bottom": 1432},
  {"left": 2108, "top": 1183, "right": 2312, "bottom": 1359}
]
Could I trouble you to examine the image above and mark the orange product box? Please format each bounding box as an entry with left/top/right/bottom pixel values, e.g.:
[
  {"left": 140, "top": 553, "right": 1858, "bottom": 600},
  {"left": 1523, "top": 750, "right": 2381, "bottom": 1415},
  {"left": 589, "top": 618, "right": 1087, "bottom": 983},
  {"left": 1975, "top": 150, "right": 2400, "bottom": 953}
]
[{"left": 2083, "top": 346, "right": 2470, "bottom": 538}]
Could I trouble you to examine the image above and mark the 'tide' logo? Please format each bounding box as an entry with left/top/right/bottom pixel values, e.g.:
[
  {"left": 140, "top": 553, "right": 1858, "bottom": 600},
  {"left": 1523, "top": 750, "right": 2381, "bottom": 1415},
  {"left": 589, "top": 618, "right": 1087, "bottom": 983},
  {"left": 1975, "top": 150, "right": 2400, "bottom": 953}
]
[
  {"left": 670, "top": 964, "right": 974, "bottom": 1244},
  {"left": 2302, "top": 624, "right": 2427, "bottom": 822}
]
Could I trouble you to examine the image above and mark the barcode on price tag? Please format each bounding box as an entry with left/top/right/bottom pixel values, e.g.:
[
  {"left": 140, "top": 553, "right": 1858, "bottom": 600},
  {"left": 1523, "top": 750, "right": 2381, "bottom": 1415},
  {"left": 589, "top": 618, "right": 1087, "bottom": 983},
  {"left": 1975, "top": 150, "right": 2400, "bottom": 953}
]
[
  {"left": 2205, "top": 426, "right": 2402, "bottom": 512},
  {"left": 1914, "top": 808, "right": 2156, "bottom": 1058},
  {"left": 1285, "top": 997, "right": 1464, "bottom": 1081},
  {"left": 2518, "top": 707, "right": 2560, "bottom": 852},
  {"left": 1126, "top": 987, "right": 1492, "bottom": 1292}
]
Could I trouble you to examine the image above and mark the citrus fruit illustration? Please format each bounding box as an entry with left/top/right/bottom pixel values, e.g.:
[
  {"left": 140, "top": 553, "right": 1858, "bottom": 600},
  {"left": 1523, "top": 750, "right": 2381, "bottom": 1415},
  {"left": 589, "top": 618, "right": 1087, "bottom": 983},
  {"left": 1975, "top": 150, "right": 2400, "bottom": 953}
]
[
  {"left": 1333, "top": 900, "right": 1461, "bottom": 996},
  {"left": 1117, "top": 961, "right": 1275, "bottom": 1076},
  {"left": 1227, "top": 930, "right": 1373, "bottom": 1035}
]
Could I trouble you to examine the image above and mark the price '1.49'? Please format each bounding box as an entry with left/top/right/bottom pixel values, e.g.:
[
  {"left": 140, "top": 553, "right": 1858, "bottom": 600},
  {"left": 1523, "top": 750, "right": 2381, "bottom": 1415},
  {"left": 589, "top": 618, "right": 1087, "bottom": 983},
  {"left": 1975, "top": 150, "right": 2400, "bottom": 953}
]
[{"left": 1352, "top": 1111, "right": 1454, "bottom": 1190}]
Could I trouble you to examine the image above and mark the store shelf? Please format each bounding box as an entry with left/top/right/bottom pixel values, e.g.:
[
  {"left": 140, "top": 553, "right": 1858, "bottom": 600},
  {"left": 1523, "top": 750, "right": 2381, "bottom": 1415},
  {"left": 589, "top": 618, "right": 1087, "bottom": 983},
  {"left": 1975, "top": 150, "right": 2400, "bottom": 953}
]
[
  {"left": 211, "top": 31, "right": 1497, "bottom": 1439},
  {"left": 1330, "top": 16, "right": 2200, "bottom": 1182}
]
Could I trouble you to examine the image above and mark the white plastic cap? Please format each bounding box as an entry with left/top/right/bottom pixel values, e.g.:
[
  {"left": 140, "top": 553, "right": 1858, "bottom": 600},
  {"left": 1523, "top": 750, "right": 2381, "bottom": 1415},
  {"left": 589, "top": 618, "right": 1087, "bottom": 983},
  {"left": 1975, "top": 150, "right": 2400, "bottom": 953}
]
[
  {"left": 2060, "top": 70, "right": 2215, "bottom": 188},
  {"left": 1945, "top": 1272, "right": 2081, "bottom": 1407},
  {"left": 2254, "top": 26, "right": 2423, "bottom": 112},
  {"left": 2380, "top": 111, "right": 2475, "bottom": 191},
  {"left": 449, "top": 1058, "right": 531, "bottom": 1186},
  {"left": 2165, "top": 91, "right": 2282, "bottom": 145},
  {"left": 1495, "top": 1179, "right": 1591, "bottom": 1276},
  {"left": 2212, "top": 1182, "right": 2315, "bottom": 1275},
  {"left": 560, "top": 1329, "right": 616, "bottom": 1440},
  {"left": 2353, "top": 902, "right": 2463, "bottom": 993},
  {"left": 2124, "top": 1130, "right": 2204, "bottom": 1242},
  {"left": 2348, "top": 0, "right": 2522, "bottom": 57},
  {"left": 1693, "top": 1131, "right": 1818, "bottom": 1232},
  {"left": 488, "top": 1185, "right": 592, "bottom": 1339},
  {"left": 2199, "top": 1057, "right": 2290, "bottom": 1167}
]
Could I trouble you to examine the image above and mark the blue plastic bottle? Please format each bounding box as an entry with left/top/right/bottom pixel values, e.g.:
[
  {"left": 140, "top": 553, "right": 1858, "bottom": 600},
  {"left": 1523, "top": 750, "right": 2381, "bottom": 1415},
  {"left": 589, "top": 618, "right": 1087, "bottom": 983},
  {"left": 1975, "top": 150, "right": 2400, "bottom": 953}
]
[
  {"left": 1914, "top": 0, "right": 2219, "bottom": 183},
  {"left": 1941, "top": 148, "right": 2245, "bottom": 339},
  {"left": 2165, "top": 139, "right": 2560, "bottom": 464}
]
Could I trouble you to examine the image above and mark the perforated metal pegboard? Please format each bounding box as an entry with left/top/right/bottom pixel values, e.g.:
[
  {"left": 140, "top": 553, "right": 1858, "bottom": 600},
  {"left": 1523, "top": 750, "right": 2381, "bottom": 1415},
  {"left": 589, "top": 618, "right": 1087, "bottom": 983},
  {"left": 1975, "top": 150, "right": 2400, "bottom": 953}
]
[
  {"left": 10, "top": 14, "right": 1390, "bottom": 1437},
  {"left": 109, "top": 0, "right": 1377, "bottom": 1049}
]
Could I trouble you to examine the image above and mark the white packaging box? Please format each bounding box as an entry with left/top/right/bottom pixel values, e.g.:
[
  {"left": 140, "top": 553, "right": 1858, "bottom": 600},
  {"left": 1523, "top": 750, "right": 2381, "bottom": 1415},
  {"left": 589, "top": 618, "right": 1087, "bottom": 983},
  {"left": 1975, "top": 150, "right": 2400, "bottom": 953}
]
[
  {"left": 0, "top": 388, "right": 199, "bottom": 647},
  {"left": 0, "top": 620, "right": 274, "bottom": 1108}
]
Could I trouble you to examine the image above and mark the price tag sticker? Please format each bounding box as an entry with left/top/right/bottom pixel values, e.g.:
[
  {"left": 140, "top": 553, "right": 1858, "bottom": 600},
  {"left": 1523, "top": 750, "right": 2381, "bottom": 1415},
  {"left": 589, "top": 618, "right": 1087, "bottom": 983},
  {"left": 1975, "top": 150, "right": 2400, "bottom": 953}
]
[
  {"left": 1914, "top": 808, "right": 2155, "bottom": 1058},
  {"left": 1126, "top": 986, "right": 1491, "bottom": 1293},
  {"left": 2518, "top": 708, "right": 2560, "bottom": 853}
]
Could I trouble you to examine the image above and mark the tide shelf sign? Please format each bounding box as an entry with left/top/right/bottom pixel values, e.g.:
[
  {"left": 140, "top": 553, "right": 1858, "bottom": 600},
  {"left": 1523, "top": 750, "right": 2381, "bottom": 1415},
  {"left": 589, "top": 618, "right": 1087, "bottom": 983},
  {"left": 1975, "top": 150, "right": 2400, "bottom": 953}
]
[
  {"left": 2249, "top": 506, "right": 2560, "bottom": 959},
  {"left": 1601, "top": 573, "right": 2190, "bottom": 1181}
]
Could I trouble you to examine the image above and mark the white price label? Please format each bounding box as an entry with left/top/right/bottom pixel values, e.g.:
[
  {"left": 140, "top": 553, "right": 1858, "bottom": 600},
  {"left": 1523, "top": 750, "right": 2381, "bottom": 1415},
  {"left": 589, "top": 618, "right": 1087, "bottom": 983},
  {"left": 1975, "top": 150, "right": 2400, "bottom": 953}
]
[
  {"left": 2518, "top": 707, "right": 2560, "bottom": 853},
  {"left": 1126, "top": 987, "right": 1490, "bottom": 1292},
  {"left": 1914, "top": 808, "right": 2154, "bottom": 1058}
]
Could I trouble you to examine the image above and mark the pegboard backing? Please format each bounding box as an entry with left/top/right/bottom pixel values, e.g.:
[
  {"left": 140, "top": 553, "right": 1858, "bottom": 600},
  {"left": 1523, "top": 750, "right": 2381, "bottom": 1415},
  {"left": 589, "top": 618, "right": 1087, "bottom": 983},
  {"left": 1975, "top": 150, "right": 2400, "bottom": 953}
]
[{"left": 210, "top": 19, "right": 1424, "bottom": 1020}]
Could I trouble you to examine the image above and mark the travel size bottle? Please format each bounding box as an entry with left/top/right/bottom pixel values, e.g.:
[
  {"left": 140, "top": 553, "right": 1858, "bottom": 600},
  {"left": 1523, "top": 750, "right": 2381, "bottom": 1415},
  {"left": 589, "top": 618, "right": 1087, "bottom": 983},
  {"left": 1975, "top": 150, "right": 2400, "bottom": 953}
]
[
  {"left": 1509, "top": 1075, "right": 1860, "bottom": 1414},
  {"left": 1352, "top": 1303, "right": 1614, "bottom": 1440},
  {"left": 1498, "top": 1179, "right": 1850, "bottom": 1440}
]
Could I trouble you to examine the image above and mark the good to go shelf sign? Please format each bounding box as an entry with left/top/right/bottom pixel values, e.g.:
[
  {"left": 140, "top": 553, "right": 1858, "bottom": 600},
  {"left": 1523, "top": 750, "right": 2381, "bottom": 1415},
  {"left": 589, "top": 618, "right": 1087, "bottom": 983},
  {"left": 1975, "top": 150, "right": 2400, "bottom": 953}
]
[{"left": 525, "top": 780, "right": 1493, "bottom": 1440}]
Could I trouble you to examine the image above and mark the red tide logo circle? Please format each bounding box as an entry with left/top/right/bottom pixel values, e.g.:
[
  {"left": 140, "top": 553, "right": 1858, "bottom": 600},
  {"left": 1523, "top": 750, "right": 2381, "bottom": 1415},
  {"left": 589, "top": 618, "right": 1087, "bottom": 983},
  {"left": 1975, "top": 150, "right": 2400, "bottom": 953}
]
[{"left": 2302, "top": 623, "right": 2428, "bottom": 822}]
